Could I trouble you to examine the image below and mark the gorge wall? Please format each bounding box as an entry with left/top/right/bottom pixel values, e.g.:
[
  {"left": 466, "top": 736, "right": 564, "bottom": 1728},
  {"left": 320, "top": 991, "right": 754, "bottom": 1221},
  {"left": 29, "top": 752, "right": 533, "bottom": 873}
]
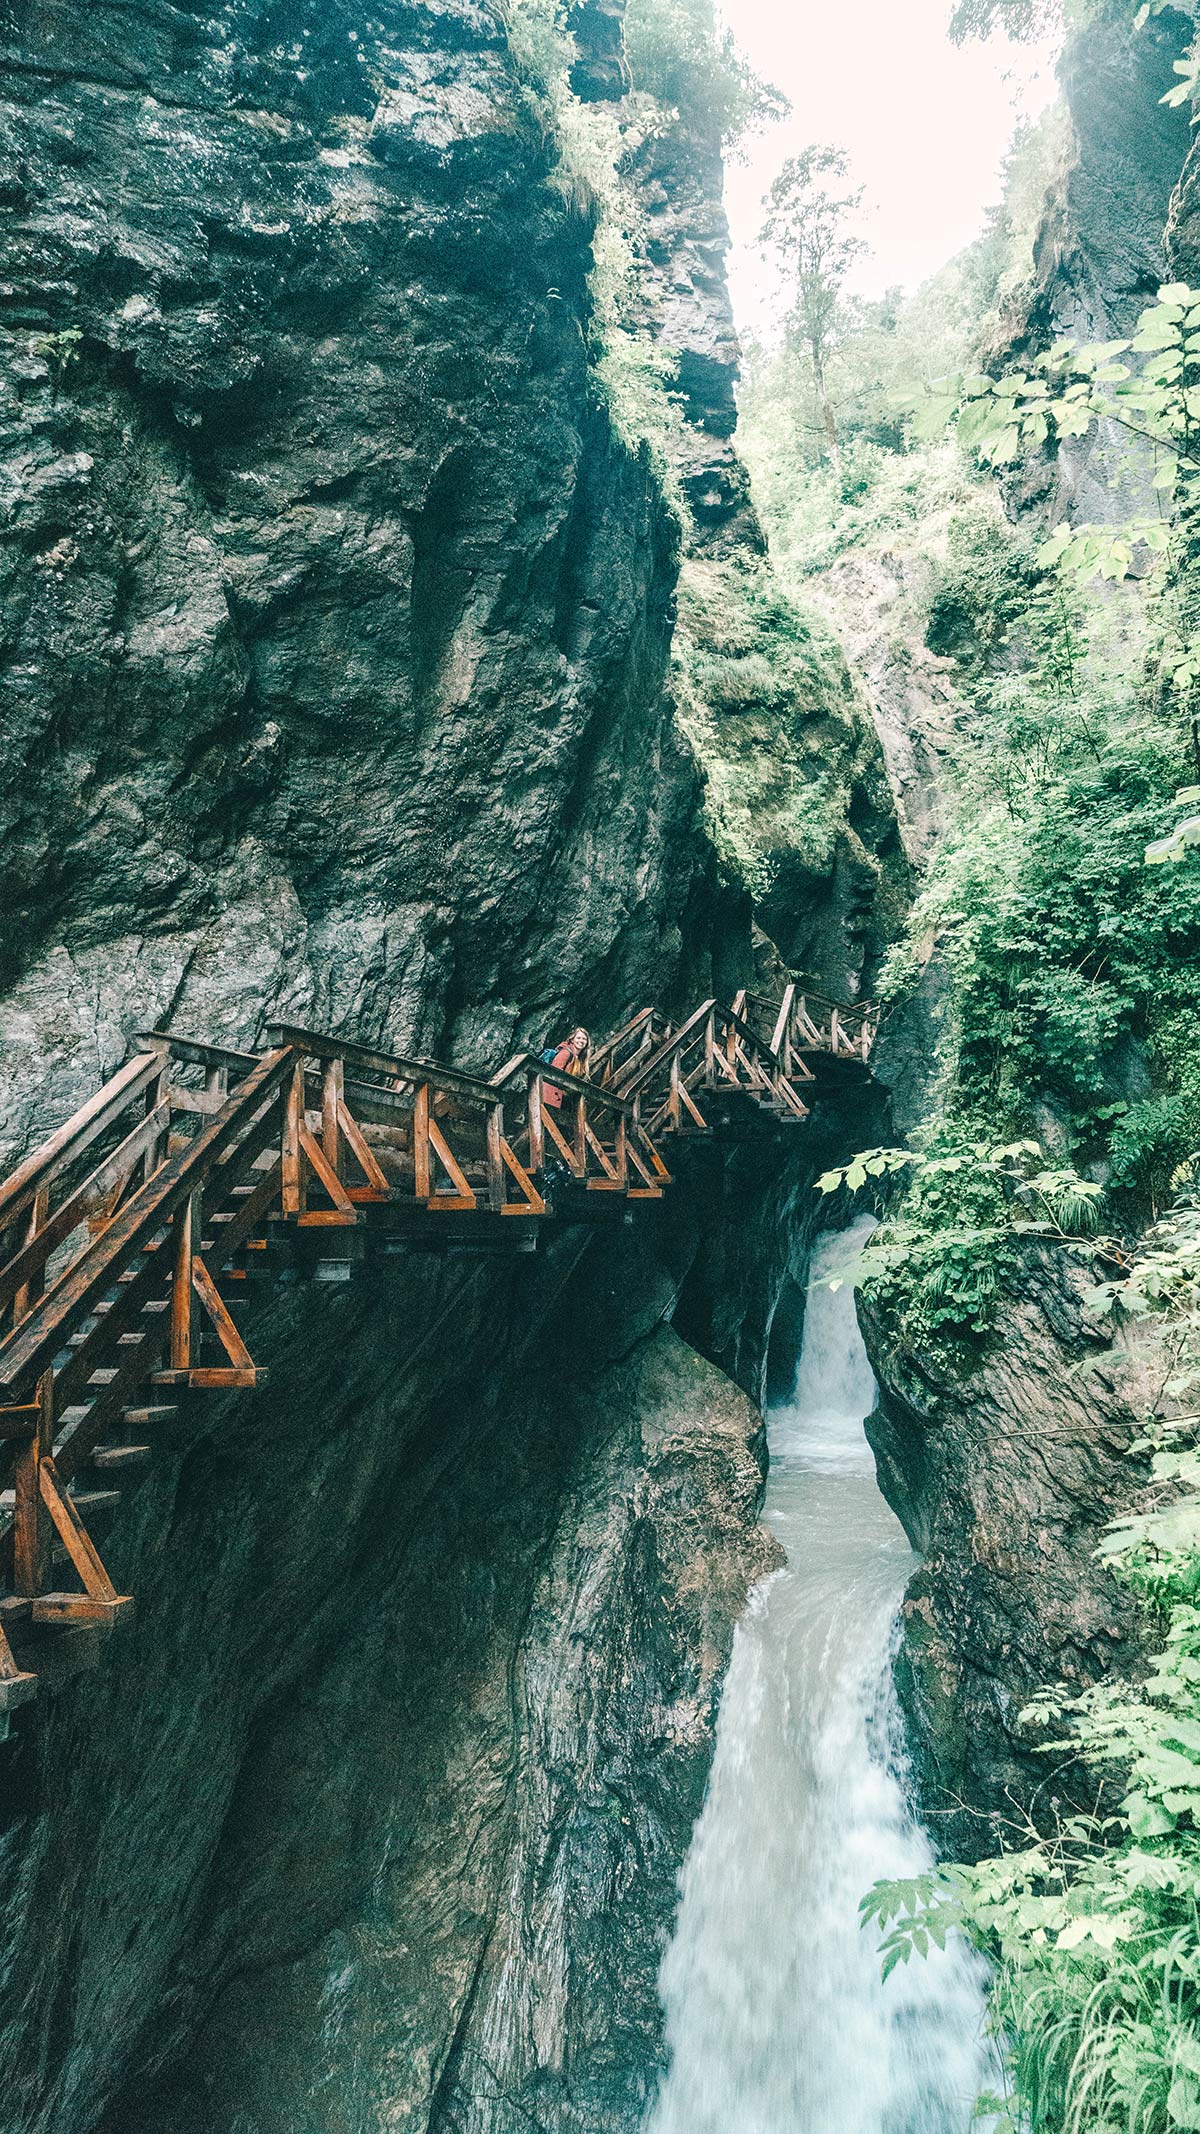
[
  {"left": 0, "top": 1, "right": 900, "bottom": 2129},
  {"left": 845, "top": 4, "right": 1196, "bottom": 1846}
]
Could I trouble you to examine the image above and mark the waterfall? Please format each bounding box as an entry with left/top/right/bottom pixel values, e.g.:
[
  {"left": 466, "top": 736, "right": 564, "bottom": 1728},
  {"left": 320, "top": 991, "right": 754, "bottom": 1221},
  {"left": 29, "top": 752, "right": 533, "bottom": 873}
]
[{"left": 646, "top": 1218, "right": 994, "bottom": 2134}]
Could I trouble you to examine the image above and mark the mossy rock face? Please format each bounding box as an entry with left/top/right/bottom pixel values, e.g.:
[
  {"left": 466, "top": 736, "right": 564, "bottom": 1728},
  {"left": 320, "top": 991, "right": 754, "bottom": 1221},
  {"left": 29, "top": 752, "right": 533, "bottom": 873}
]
[{"left": 673, "top": 554, "right": 909, "bottom": 994}]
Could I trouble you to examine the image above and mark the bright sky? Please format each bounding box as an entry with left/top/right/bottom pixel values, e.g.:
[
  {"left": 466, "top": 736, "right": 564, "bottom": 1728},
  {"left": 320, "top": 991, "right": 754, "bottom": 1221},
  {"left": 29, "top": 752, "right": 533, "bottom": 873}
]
[{"left": 720, "top": 0, "right": 1062, "bottom": 339}]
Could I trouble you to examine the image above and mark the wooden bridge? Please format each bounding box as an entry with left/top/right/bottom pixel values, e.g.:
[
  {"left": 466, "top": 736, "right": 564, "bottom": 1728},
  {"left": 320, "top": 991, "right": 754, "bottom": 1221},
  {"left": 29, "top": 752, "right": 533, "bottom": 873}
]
[{"left": 0, "top": 987, "right": 877, "bottom": 1718}]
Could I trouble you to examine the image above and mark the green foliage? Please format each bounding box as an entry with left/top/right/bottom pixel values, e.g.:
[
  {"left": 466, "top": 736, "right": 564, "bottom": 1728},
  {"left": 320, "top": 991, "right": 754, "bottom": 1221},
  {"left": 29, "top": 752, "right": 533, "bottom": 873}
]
[
  {"left": 816, "top": 1136, "right": 1106, "bottom": 1358},
  {"left": 759, "top": 147, "right": 867, "bottom": 465},
  {"left": 912, "top": 287, "right": 1200, "bottom": 703},
  {"left": 671, "top": 553, "right": 884, "bottom": 904},
  {"left": 623, "top": 0, "right": 786, "bottom": 151},
  {"left": 866, "top": 1184, "right": 1200, "bottom": 2134},
  {"left": 501, "top": 0, "right": 690, "bottom": 510},
  {"left": 738, "top": 110, "right": 1069, "bottom": 576}
]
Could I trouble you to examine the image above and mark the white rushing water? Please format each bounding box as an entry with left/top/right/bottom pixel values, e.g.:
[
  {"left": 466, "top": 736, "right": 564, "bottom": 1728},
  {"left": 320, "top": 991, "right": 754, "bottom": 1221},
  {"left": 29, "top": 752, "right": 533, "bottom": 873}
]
[{"left": 647, "top": 1219, "right": 992, "bottom": 2134}]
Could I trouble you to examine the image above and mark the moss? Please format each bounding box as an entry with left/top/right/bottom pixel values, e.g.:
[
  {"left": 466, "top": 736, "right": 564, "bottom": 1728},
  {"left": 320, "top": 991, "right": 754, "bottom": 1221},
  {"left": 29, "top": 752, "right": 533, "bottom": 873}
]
[{"left": 673, "top": 553, "right": 905, "bottom": 980}]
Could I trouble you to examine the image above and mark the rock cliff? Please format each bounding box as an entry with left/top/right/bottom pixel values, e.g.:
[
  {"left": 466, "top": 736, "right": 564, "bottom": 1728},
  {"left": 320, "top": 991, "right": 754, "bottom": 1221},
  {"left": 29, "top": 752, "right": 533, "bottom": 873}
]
[
  {"left": 860, "top": 1246, "right": 1152, "bottom": 1858},
  {"left": 0, "top": 1, "right": 899, "bottom": 2128}
]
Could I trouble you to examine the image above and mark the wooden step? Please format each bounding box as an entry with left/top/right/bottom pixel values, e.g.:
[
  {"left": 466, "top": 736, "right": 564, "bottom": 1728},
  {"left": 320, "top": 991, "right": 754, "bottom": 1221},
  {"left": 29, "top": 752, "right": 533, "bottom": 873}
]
[
  {"left": 150, "top": 1366, "right": 267, "bottom": 1389},
  {"left": 91, "top": 1444, "right": 151, "bottom": 1473},
  {"left": 31, "top": 1593, "right": 134, "bottom": 1627},
  {"left": 122, "top": 1405, "right": 178, "bottom": 1427},
  {"left": 0, "top": 1671, "right": 38, "bottom": 1712}
]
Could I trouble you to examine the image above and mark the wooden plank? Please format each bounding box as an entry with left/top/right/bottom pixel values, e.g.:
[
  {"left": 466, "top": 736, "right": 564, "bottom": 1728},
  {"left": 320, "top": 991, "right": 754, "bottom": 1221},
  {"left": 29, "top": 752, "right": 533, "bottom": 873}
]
[
  {"left": 0, "top": 1049, "right": 293, "bottom": 1400},
  {"left": 168, "top": 1087, "right": 225, "bottom": 1115},
  {"left": 335, "top": 1096, "right": 390, "bottom": 1200},
  {"left": 297, "top": 1122, "right": 355, "bottom": 1218},
  {"left": 321, "top": 1056, "right": 344, "bottom": 1179},
  {"left": 542, "top": 1107, "right": 586, "bottom": 1178},
  {"left": 171, "top": 1193, "right": 196, "bottom": 1370},
  {"left": 0, "top": 1052, "right": 163, "bottom": 1232},
  {"left": 609, "top": 1001, "right": 716, "bottom": 1102},
  {"left": 282, "top": 1061, "right": 304, "bottom": 1219},
  {"left": 203, "top": 1158, "right": 283, "bottom": 1265},
  {"left": 11, "top": 1370, "right": 51, "bottom": 1597},
  {"left": 771, "top": 983, "right": 795, "bottom": 1062},
  {"left": 499, "top": 1139, "right": 546, "bottom": 1217},
  {"left": 413, "top": 1085, "right": 431, "bottom": 1202},
  {"left": 626, "top": 1139, "right": 663, "bottom": 1196},
  {"left": 39, "top": 1457, "right": 119, "bottom": 1600},
  {"left": 191, "top": 1258, "right": 255, "bottom": 1371},
  {"left": 10, "top": 1184, "right": 48, "bottom": 1327},
  {"left": 527, "top": 1076, "right": 544, "bottom": 1177},
  {"left": 52, "top": 1252, "right": 170, "bottom": 1418},
  {"left": 485, "top": 1103, "right": 505, "bottom": 1214},
  {"left": 137, "top": 1031, "right": 262, "bottom": 1076},
  {"left": 270, "top": 1024, "right": 506, "bottom": 1110},
  {"left": 425, "top": 1119, "right": 476, "bottom": 1209},
  {"left": 55, "top": 1317, "right": 173, "bottom": 1486},
  {"left": 582, "top": 1118, "right": 620, "bottom": 1184},
  {"left": 32, "top": 1593, "right": 134, "bottom": 1626},
  {"left": 150, "top": 1366, "right": 263, "bottom": 1389}
]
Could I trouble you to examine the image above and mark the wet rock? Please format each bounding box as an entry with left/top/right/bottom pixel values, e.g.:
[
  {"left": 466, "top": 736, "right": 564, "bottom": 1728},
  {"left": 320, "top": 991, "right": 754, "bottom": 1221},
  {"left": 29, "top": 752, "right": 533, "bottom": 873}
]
[{"left": 860, "top": 1245, "right": 1153, "bottom": 1858}]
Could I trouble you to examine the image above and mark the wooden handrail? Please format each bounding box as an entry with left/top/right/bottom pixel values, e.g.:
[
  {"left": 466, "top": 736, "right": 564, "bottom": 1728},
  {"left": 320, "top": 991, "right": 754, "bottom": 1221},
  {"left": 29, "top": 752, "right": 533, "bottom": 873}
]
[
  {"left": 0, "top": 1053, "right": 164, "bottom": 1234},
  {"left": 489, "top": 1051, "right": 636, "bottom": 1117},
  {"left": 619, "top": 1000, "right": 717, "bottom": 1100},
  {"left": 0, "top": 1050, "right": 293, "bottom": 1400},
  {"left": 137, "top": 1031, "right": 262, "bottom": 1078}
]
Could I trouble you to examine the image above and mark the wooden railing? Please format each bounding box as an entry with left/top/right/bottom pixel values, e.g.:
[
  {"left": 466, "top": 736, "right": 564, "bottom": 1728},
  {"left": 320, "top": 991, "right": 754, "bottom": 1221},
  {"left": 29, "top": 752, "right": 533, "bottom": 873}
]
[
  {"left": 733, "top": 987, "right": 879, "bottom": 1070},
  {"left": 0, "top": 984, "right": 876, "bottom": 1714}
]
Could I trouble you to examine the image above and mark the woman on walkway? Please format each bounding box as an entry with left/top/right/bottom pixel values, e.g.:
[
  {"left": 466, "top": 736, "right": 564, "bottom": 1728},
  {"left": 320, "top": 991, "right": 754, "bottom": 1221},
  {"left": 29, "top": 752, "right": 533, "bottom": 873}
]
[{"left": 543, "top": 1027, "right": 590, "bottom": 1108}]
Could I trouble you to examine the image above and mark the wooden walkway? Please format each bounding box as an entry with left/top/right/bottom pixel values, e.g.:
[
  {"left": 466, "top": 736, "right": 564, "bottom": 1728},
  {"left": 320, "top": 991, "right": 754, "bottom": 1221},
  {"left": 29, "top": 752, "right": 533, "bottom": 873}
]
[{"left": 0, "top": 987, "right": 877, "bottom": 1716}]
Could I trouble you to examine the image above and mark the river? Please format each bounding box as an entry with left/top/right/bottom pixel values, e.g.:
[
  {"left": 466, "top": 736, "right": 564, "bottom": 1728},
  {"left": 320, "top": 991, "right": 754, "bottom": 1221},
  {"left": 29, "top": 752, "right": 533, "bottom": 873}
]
[{"left": 646, "top": 1218, "right": 993, "bottom": 2134}]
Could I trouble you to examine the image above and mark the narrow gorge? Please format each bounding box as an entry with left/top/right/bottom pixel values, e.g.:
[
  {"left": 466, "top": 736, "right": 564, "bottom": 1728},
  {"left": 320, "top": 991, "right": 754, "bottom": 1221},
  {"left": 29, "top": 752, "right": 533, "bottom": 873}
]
[{"left": 2, "top": 1, "right": 1199, "bottom": 2131}]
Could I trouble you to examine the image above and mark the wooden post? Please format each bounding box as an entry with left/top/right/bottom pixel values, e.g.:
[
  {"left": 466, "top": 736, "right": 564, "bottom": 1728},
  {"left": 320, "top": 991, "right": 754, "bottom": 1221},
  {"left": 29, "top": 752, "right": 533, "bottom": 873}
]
[
  {"left": 282, "top": 1059, "right": 305, "bottom": 1217},
  {"left": 612, "top": 1110, "right": 627, "bottom": 1188},
  {"left": 704, "top": 1009, "right": 715, "bottom": 1086},
  {"left": 831, "top": 1008, "right": 842, "bottom": 1056},
  {"left": 486, "top": 1101, "right": 505, "bottom": 1213},
  {"left": 414, "top": 1084, "right": 431, "bottom": 1202},
  {"left": 861, "top": 1016, "right": 871, "bottom": 1061},
  {"left": 12, "top": 1185, "right": 48, "bottom": 1328},
  {"left": 573, "top": 1091, "right": 587, "bottom": 1177},
  {"left": 669, "top": 1047, "right": 682, "bottom": 1129},
  {"left": 171, "top": 1191, "right": 197, "bottom": 1369},
  {"left": 12, "top": 1369, "right": 52, "bottom": 1599},
  {"left": 321, "top": 1055, "right": 344, "bottom": 1181},
  {"left": 527, "top": 1075, "right": 545, "bottom": 1176},
  {"left": 145, "top": 1057, "right": 172, "bottom": 1181}
]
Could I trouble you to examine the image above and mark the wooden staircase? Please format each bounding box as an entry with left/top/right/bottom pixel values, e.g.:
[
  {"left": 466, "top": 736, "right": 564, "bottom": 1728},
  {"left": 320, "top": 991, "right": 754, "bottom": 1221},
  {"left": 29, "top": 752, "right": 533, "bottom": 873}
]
[{"left": 0, "top": 989, "right": 878, "bottom": 1720}]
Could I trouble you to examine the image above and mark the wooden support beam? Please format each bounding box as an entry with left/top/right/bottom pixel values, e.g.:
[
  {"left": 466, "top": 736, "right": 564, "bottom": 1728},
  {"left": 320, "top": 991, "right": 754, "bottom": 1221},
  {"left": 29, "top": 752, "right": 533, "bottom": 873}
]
[
  {"left": 191, "top": 1258, "right": 256, "bottom": 1371},
  {"left": 297, "top": 1122, "right": 356, "bottom": 1221},
  {"left": 499, "top": 1139, "right": 546, "bottom": 1217},
  {"left": 425, "top": 1119, "right": 476, "bottom": 1210},
  {"left": 12, "top": 1370, "right": 52, "bottom": 1598},
  {"left": 527, "top": 1075, "right": 545, "bottom": 1177},
  {"left": 39, "top": 1457, "right": 122, "bottom": 1603},
  {"left": 485, "top": 1103, "right": 506, "bottom": 1215},
  {"left": 10, "top": 1185, "right": 48, "bottom": 1328},
  {"left": 171, "top": 1192, "right": 197, "bottom": 1371},
  {"left": 335, "top": 1098, "right": 389, "bottom": 1198},
  {"left": 413, "top": 1085, "right": 431, "bottom": 1202},
  {"left": 321, "top": 1056, "right": 344, "bottom": 1180},
  {"left": 542, "top": 1106, "right": 585, "bottom": 1178},
  {"left": 282, "top": 1061, "right": 305, "bottom": 1218}
]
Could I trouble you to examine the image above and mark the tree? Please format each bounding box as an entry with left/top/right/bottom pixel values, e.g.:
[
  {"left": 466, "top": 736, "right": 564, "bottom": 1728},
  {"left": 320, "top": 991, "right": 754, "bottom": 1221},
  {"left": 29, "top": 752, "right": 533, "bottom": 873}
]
[{"left": 759, "top": 146, "right": 866, "bottom": 471}]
